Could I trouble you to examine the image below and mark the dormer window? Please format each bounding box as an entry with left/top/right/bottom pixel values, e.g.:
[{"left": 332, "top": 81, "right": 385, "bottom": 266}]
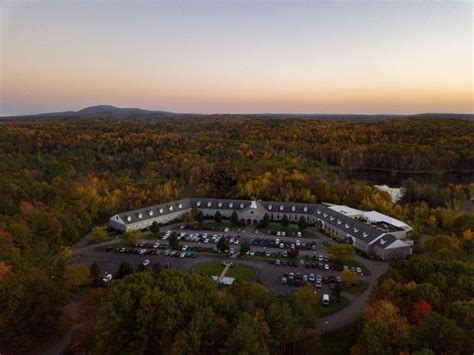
[
  {"left": 169, "top": 206, "right": 173, "bottom": 211},
  {"left": 178, "top": 203, "right": 182, "bottom": 209},
  {"left": 354, "top": 228, "right": 359, "bottom": 233},
  {"left": 207, "top": 202, "right": 212, "bottom": 207},
  {"left": 196, "top": 201, "right": 201, "bottom": 207},
  {"left": 159, "top": 208, "right": 163, "bottom": 213},
  {"left": 280, "top": 205, "right": 284, "bottom": 211},
  {"left": 229, "top": 202, "right": 233, "bottom": 208},
  {"left": 138, "top": 213, "right": 143, "bottom": 219},
  {"left": 330, "top": 216, "right": 335, "bottom": 221},
  {"left": 291, "top": 206, "right": 296, "bottom": 211},
  {"left": 345, "top": 223, "right": 350, "bottom": 229},
  {"left": 240, "top": 203, "right": 244, "bottom": 209},
  {"left": 218, "top": 202, "right": 222, "bottom": 208},
  {"left": 317, "top": 210, "right": 321, "bottom": 214},
  {"left": 337, "top": 219, "right": 342, "bottom": 225},
  {"left": 323, "top": 213, "right": 327, "bottom": 217},
  {"left": 126, "top": 216, "right": 131, "bottom": 222},
  {"left": 362, "top": 232, "right": 368, "bottom": 238},
  {"left": 148, "top": 211, "right": 153, "bottom": 216},
  {"left": 268, "top": 204, "right": 272, "bottom": 210},
  {"left": 303, "top": 206, "right": 307, "bottom": 212}
]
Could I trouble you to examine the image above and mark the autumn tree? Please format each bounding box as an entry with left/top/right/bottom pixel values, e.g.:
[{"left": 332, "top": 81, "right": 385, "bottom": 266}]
[
  {"left": 410, "top": 300, "right": 432, "bottom": 326},
  {"left": 91, "top": 226, "right": 108, "bottom": 244},
  {"left": 63, "top": 264, "right": 91, "bottom": 287},
  {"left": 121, "top": 230, "right": 141, "bottom": 246},
  {"left": 341, "top": 270, "right": 358, "bottom": 285},
  {"left": 329, "top": 244, "right": 355, "bottom": 262}
]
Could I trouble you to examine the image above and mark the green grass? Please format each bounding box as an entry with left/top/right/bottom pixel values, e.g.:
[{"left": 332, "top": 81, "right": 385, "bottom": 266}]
[
  {"left": 317, "top": 296, "right": 349, "bottom": 317},
  {"left": 226, "top": 264, "right": 257, "bottom": 281},
  {"left": 343, "top": 280, "right": 369, "bottom": 293},
  {"left": 192, "top": 262, "right": 257, "bottom": 282},
  {"left": 192, "top": 262, "right": 225, "bottom": 277}
]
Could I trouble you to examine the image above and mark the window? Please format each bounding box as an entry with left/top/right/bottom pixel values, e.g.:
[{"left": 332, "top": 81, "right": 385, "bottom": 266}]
[
  {"left": 126, "top": 216, "right": 131, "bottom": 222},
  {"left": 280, "top": 205, "right": 284, "bottom": 211},
  {"left": 159, "top": 208, "right": 163, "bottom": 213},
  {"left": 268, "top": 204, "right": 272, "bottom": 210},
  {"left": 291, "top": 206, "right": 296, "bottom": 211},
  {"left": 240, "top": 203, "right": 244, "bottom": 208},
  {"left": 138, "top": 213, "right": 143, "bottom": 219},
  {"left": 207, "top": 202, "right": 212, "bottom": 207},
  {"left": 218, "top": 202, "right": 222, "bottom": 207},
  {"left": 229, "top": 202, "right": 233, "bottom": 208},
  {"left": 196, "top": 201, "right": 201, "bottom": 207},
  {"left": 178, "top": 203, "right": 182, "bottom": 209},
  {"left": 303, "top": 206, "right": 307, "bottom": 212},
  {"left": 149, "top": 211, "right": 153, "bottom": 216},
  {"left": 169, "top": 206, "right": 173, "bottom": 211}
]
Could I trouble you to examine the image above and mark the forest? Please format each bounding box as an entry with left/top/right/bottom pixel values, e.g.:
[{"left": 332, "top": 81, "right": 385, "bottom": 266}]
[{"left": 0, "top": 116, "right": 473, "bottom": 354}]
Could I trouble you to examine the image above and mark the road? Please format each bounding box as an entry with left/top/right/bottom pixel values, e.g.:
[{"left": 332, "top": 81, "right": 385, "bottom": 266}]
[{"left": 72, "top": 225, "right": 389, "bottom": 334}]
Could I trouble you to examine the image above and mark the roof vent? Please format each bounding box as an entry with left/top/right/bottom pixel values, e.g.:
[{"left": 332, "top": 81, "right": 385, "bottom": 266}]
[{"left": 196, "top": 201, "right": 201, "bottom": 207}]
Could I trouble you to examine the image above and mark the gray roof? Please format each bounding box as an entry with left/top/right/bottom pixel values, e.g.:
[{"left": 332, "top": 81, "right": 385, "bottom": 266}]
[
  {"left": 372, "top": 234, "right": 398, "bottom": 248},
  {"left": 113, "top": 197, "right": 398, "bottom": 244}
]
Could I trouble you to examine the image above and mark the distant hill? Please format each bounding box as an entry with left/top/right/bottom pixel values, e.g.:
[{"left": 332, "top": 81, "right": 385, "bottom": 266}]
[{"left": 1, "top": 105, "right": 473, "bottom": 121}]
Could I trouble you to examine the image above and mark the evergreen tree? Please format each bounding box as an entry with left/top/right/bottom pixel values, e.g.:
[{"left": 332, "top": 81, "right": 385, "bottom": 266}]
[
  {"left": 149, "top": 221, "right": 160, "bottom": 236},
  {"left": 281, "top": 214, "right": 290, "bottom": 227},
  {"left": 231, "top": 211, "right": 239, "bottom": 226},
  {"left": 115, "top": 260, "right": 133, "bottom": 279},
  {"left": 214, "top": 211, "right": 223, "bottom": 223},
  {"left": 89, "top": 260, "right": 101, "bottom": 286},
  {"left": 196, "top": 210, "right": 205, "bottom": 224},
  {"left": 169, "top": 234, "right": 180, "bottom": 250},
  {"left": 136, "top": 264, "right": 149, "bottom": 273},
  {"left": 297, "top": 216, "right": 308, "bottom": 230},
  {"left": 217, "top": 237, "right": 230, "bottom": 253}
]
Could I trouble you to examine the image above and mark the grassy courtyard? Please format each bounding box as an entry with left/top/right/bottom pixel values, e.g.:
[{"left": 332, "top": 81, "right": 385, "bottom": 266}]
[{"left": 192, "top": 262, "right": 257, "bottom": 282}]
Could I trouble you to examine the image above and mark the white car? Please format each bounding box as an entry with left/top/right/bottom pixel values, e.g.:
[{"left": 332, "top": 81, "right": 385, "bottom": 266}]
[
  {"left": 153, "top": 242, "right": 160, "bottom": 248},
  {"left": 182, "top": 245, "right": 188, "bottom": 251},
  {"left": 277, "top": 231, "right": 281, "bottom": 236},
  {"left": 279, "top": 243, "right": 284, "bottom": 249},
  {"left": 179, "top": 252, "right": 186, "bottom": 258},
  {"left": 316, "top": 274, "right": 322, "bottom": 282},
  {"left": 297, "top": 231, "right": 302, "bottom": 237},
  {"left": 143, "top": 259, "right": 150, "bottom": 266},
  {"left": 318, "top": 255, "right": 324, "bottom": 261},
  {"left": 224, "top": 228, "right": 229, "bottom": 232},
  {"left": 356, "top": 267, "right": 362, "bottom": 274},
  {"left": 139, "top": 249, "right": 146, "bottom": 255},
  {"left": 324, "top": 264, "right": 329, "bottom": 270},
  {"left": 229, "top": 248, "right": 235, "bottom": 254},
  {"left": 282, "top": 231, "right": 286, "bottom": 236},
  {"left": 296, "top": 240, "right": 301, "bottom": 247},
  {"left": 309, "top": 273, "right": 315, "bottom": 282},
  {"left": 249, "top": 250, "right": 255, "bottom": 256},
  {"left": 255, "top": 229, "right": 259, "bottom": 234},
  {"left": 289, "top": 272, "right": 294, "bottom": 280},
  {"left": 303, "top": 274, "right": 308, "bottom": 282},
  {"left": 322, "top": 294, "right": 330, "bottom": 305},
  {"left": 102, "top": 273, "right": 112, "bottom": 283}
]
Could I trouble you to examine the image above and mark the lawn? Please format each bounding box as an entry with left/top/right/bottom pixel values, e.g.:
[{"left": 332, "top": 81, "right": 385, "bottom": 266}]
[
  {"left": 343, "top": 280, "right": 369, "bottom": 293},
  {"left": 192, "top": 262, "right": 257, "bottom": 282},
  {"left": 317, "top": 296, "right": 349, "bottom": 317}
]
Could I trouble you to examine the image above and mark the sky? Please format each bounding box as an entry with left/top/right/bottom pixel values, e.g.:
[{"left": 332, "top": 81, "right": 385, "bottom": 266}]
[{"left": 0, "top": 0, "right": 472, "bottom": 116}]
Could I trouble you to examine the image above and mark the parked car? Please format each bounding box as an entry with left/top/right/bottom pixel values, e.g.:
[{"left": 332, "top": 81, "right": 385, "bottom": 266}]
[
  {"left": 143, "top": 259, "right": 150, "bottom": 266},
  {"left": 281, "top": 276, "right": 288, "bottom": 284},
  {"left": 309, "top": 273, "right": 315, "bottom": 282},
  {"left": 315, "top": 280, "right": 322, "bottom": 288},
  {"left": 322, "top": 294, "right": 330, "bottom": 305}
]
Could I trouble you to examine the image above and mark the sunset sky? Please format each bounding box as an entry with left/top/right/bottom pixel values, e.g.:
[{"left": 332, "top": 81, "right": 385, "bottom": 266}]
[{"left": 1, "top": 1, "right": 472, "bottom": 116}]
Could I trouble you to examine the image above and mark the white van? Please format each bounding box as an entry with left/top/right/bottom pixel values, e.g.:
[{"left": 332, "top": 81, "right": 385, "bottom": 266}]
[{"left": 322, "top": 294, "right": 330, "bottom": 306}]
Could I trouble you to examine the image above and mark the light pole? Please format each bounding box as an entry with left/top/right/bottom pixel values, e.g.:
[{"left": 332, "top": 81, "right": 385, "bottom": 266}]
[{"left": 325, "top": 321, "right": 328, "bottom": 335}]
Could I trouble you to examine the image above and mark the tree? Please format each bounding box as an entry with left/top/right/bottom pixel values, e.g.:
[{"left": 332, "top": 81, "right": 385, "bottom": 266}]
[
  {"left": 217, "top": 237, "right": 229, "bottom": 253},
  {"left": 115, "top": 260, "right": 133, "bottom": 279},
  {"left": 240, "top": 241, "right": 250, "bottom": 255},
  {"left": 0, "top": 261, "right": 12, "bottom": 282},
  {"left": 226, "top": 312, "right": 266, "bottom": 354},
  {"left": 152, "top": 261, "right": 162, "bottom": 275},
  {"left": 91, "top": 226, "right": 108, "bottom": 244},
  {"left": 363, "top": 300, "right": 410, "bottom": 342},
  {"left": 418, "top": 313, "right": 464, "bottom": 354},
  {"left": 358, "top": 320, "right": 391, "bottom": 355},
  {"left": 287, "top": 248, "right": 299, "bottom": 259},
  {"left": 136, "top": 264, "right": 149, "bottom": 273},
  {"left": 281, "top": 214, "right": 290, "bottom": 227},
  {"left": 169, "top": 234, "right": 180, "bottom": 250},
  {"left": 183, "top": 212, "right": 194, "bottom": 225},
  {"left": 231, "top": 211, "right": 239, "bottom": 226},
  {"left": 121, "top": 230, "right": 141, "bottom": 246},
  {"left": 297, "top": 216, "right": 308, "bottom": 230},
  {"left": 0, "top": 267, "right": 67, "bottom": 350},
  {"left": 259, "top": 213, "right": 270, "bottom": 228},
  {"left": 89, "top": 260, "right": 101, "bottom": 286},
  {"left": 411, "top": 300, "right": 432, "bottom": 326},
  {"left": 328, "top": 244, "right": 355, "bottom": 262},
  {"left": 196, "top": 210, "right": 205, "bottom": 224},
  {"left": 149, "top": 221, "right": 160, "bottom": 236},
  {"left": 63, "top": 264, "right": 91, "bottom": 287},
  {"left": 341, "top": 270, "right": 358, "bottom": 285},
  {"left": 214, "top": 211, "right": 223, "bottom": 223}
]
